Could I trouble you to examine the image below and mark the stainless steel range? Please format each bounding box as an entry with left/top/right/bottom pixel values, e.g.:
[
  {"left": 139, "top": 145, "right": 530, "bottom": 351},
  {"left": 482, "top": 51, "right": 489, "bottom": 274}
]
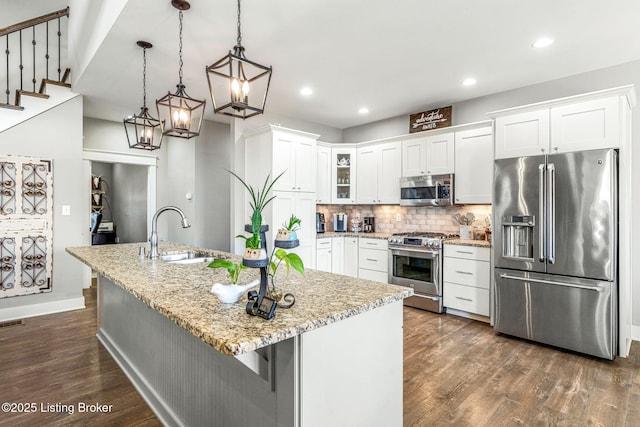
[{"left": 388, "top": 232, "right": 454, "bottom": 313}]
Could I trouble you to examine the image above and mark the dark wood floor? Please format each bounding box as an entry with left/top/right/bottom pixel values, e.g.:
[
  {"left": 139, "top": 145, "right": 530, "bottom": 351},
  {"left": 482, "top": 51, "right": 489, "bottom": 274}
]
[{"left": 1, "top": 289, "right": 640, "bottom": 426}]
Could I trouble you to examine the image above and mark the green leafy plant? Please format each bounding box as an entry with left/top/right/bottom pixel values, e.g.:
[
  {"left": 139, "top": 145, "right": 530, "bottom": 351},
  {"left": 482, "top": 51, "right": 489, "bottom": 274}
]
[
  {"left": 269, "top": 249, "right": 304, "bottom": 280},
  {"left": 207, "top": 259, "right": 247, "bottom": 285},
  {"left": 229, "top": 170, "right": 285, "bottom": 249},
  {"left": 282, "top": 214, "right": 302, "bottom": 232}
]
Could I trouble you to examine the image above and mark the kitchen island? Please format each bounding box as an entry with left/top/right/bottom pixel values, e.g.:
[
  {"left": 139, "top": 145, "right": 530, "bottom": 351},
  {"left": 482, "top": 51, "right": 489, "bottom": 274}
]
[{"left": 67, "top": 242, "right": 412, "bottom": 427}]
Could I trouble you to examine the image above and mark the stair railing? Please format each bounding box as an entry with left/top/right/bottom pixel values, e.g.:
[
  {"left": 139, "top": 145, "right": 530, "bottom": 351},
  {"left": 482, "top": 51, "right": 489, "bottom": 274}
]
[{"left": 0, "top": 7, "right": 69, "bottom": 110}]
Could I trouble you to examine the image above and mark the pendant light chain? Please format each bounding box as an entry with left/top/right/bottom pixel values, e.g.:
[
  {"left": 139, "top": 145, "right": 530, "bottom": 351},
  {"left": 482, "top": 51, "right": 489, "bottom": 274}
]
[
  {"left": 178, "top": 10, "right": 184, "bottom": 84},
  {"left": 142, "top": 46, "right": 147, "bottom": 108},
  {"left": 236, "top": 0, "right": 242, "bottom": 47}
]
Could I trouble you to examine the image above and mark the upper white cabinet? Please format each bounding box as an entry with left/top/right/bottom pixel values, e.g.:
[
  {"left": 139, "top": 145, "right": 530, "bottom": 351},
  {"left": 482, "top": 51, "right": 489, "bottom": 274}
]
[
  {"left": 402, "top": 133, "right": 454, "bottom": 176},
  {"left": 494, "top": 110, "right": 549, "bottom": 159},
  {"left": 316, "top": 144, "right": 331, "bottom": 204},
  {"left": 356, "top": 141, "right": 401, "bottom": 204},
  {"left": 491, "top": 87, "right": 635, "bottom": 159},
  {"left": 271, "top": 129, "right": 317, "bottom": 192},
  {"left": 454, "top": 125, "right": 493, "bottom": 204},
  {"left": 331, "top": 147, "right": 357, "bottom": 204}
]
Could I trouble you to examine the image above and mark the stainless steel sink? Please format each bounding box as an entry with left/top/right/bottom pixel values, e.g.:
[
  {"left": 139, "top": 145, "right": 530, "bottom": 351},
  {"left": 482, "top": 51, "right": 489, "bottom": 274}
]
[{"left": 159, "top": 251, "right": 219, "bottom": 265}]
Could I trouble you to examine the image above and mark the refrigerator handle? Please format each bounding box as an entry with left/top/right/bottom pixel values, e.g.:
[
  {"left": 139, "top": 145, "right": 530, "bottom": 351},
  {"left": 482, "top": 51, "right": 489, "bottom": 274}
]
[
  {"left": 547, "top": 163, "right": 556, "bottom": 264},
  {"left": 538, "top": 164, "right": 546, "bottom": 262},
  {"left": 499, "top": 273, "right": 605, "bottom": 292}
]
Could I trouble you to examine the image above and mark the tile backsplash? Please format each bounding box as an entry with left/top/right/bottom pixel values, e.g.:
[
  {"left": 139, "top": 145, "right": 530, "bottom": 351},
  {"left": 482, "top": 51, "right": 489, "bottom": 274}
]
[{"left": 317, "top": 204, "right": 492, "bottom": 234}]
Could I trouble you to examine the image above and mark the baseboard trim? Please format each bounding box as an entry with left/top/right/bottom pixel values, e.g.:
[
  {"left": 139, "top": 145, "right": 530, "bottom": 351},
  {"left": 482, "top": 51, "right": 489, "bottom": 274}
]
[
  {"left": 631, "top": 325, "right": 640, "bottom": 342},
  {"left": 0, "top": 297, "right": 85, "bottom": 322}
]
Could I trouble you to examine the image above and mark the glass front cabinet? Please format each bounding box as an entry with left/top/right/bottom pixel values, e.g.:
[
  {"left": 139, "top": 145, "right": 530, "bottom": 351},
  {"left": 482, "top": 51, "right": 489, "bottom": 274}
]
[{"left": 331, "top": 147, "right": 357, "bottom": 204}]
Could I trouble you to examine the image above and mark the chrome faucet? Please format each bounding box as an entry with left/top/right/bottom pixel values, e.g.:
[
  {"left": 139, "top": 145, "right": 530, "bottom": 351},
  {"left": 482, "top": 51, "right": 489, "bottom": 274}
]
[{"left": 149, "top": 206, "right": 191, "bottom": 259}]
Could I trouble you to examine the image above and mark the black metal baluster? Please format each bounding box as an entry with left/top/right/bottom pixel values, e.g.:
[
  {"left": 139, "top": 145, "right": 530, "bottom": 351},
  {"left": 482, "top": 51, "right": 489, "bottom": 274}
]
[
  {"left": 4, "top": 35, "right": 9, "bottom": 104},
  {"left": 31, "top": 25, "right": 36, "bottom": 92},
  {"left": 19, "top": 30, "right": 23, "bottom": 90},
  {"left": 45, "top": 21, "right": 49, "bottom": 80},
  {"left": 57, "top": 17, "right": 61, "bottom": 81}
]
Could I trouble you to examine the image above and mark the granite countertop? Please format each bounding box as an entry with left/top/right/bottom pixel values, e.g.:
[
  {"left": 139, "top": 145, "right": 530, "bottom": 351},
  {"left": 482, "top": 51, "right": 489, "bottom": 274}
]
[
  {"left": 317, "top": 232, "right": 391, "bottom": 240},
  {"left": 66, "top": 242, "right": 411, "bottom": 356},
  {"left": 446, "top": 238, "right": 492, "bottom": 248}
]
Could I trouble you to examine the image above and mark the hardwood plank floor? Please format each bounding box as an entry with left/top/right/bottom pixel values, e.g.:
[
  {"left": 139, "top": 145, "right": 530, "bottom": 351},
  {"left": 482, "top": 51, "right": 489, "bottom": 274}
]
[{"left": 1, "top": 288, "right": 639, "bottom": 426}]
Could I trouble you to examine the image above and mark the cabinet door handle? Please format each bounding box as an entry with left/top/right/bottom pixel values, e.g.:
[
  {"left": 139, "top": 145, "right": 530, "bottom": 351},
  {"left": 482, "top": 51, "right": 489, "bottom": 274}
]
[
  {"left": 366, "top": 242, "right": 377, "bottom": 245},
  {"left": 455, "top": 296, "right": 473, "bottom": 302},
  {"left": 366, "top": 258, "right": 377, "bottom": 262},
  {"left": 456, "top": 270, "right": 473, "bottom": 275},
  {"left": 456, "top": 250, "right": 473, "bottom": 255}
]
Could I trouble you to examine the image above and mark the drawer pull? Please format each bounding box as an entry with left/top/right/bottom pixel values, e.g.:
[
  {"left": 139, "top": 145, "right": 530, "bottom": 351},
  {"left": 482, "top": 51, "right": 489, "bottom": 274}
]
[
  {"left": 456, "top": 250, "right": 474, "bottom": 254},
  {"left": 455, "top": 296, "right": 473, "bottom": 302},
  {"left": 366, "top": 258, "right": 377, "bottom": 262},
  {"left": 455, "top": 270, "right": 473, "bottom": 275},
  {"left": 366, "top": 242, "right": 377, "bottom": 245}
]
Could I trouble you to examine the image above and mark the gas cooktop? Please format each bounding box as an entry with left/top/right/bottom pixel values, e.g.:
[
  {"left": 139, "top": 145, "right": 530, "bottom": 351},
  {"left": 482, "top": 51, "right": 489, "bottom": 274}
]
[{"left": 388, "top": 231, "right": 458, "bottom": 250}]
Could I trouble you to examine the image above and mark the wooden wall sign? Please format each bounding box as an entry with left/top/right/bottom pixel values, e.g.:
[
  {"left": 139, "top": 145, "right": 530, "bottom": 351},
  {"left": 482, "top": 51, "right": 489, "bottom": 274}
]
[{"left": 409, "top": 106, "right": 452, "bottom": 133}]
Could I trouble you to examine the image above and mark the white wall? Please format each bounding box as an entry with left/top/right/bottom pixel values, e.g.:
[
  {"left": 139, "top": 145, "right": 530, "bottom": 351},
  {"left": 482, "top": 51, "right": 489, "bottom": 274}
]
[
  {"left": 0, "top": 95, "right": 86, "bottom": 315},
  {"left": 343, "top": 58, "right": 640, "bottom": 329}
]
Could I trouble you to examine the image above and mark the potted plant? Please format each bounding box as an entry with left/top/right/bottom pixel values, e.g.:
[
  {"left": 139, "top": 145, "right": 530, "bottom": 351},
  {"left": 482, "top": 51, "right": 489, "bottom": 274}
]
[
  {"left": 267, "top": 248, "right": 304, "bottom": 301},
  {"left": 207, "top": 259, "right": 259, "bottom": 303},
  {"left": 229, "top": 170, "right": 284, "bottom": 260},
  {"left": 276, "top": 214, "right": 301, "bottom": 241}
]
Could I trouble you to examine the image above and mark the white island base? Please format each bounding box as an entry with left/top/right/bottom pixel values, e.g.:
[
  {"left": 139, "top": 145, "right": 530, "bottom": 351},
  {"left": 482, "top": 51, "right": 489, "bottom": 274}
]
[{"left": 97, "top": 276, "right": 403, "bottom": 427}]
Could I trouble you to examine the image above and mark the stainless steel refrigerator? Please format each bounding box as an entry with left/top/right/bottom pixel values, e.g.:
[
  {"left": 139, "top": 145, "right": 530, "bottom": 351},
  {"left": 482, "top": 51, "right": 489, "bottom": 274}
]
[{"left": 493, "top": 148, "right": 617, "bottom": 359}]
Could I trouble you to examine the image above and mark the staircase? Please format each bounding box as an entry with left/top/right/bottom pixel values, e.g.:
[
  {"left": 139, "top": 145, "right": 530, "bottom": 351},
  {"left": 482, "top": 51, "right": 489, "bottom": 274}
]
[{"left": 0, "top": 7, "right": 75, "bottom": 132}]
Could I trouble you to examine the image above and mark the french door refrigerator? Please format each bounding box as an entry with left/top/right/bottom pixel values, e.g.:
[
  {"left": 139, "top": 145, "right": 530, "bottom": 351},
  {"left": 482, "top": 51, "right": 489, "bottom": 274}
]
[{"left": 493, "top": 148, "right": 617, "bottom": 359}]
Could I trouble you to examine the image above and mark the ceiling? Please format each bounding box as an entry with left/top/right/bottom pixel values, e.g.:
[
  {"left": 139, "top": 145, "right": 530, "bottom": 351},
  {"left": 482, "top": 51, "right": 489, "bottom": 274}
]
[{"left": 7, "top": 0, "right": 640, "bottom": 130}]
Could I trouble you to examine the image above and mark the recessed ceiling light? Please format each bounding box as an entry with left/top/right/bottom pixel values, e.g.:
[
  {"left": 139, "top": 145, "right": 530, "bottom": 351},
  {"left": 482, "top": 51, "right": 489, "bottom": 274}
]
[
  {"left": 358, "top": 107, "right": 369, "bottom": 114},
  {"left": 532, "top": 37, "right": 554, "bottom": 48},
  {"left": 300, "top": 87, "right": 313, "bottom": 96},
  {"left": 462, "top": 78, "right": 477, "bottom": 87}
]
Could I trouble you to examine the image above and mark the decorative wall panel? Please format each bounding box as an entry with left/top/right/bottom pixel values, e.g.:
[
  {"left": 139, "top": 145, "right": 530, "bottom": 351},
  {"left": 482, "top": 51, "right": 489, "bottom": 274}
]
[{"left": 0, "top": 155, "right": 53, "bottom": 298}]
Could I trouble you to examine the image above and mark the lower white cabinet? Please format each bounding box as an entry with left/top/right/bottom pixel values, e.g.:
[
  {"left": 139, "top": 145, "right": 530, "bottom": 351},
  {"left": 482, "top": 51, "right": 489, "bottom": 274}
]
[
  {"left": 316, "top": 238, "right": 332, "bottom": 272},
  {"left": 344, "top": 237, "right": 359, "bottom": 278},
  {"left": 443, "top": 244, "right": 490, "bottom": 318},
  {"left": 358, "top": 237, "right": 388, "bottom": 284},
  {"left": 331, "top": 236, "right": 344, "bottom": 275}
]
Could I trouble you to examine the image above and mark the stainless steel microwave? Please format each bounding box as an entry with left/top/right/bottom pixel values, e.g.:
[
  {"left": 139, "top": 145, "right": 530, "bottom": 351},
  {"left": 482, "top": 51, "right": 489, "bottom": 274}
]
[{"left": 399, "top": 174, "right": 454, "bottom": 206}]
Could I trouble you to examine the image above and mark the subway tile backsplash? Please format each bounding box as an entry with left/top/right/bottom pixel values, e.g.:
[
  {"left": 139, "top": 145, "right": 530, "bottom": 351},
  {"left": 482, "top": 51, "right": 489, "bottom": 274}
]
[{"left": 317, "top": 204, "right": 492, "bottom": 234}]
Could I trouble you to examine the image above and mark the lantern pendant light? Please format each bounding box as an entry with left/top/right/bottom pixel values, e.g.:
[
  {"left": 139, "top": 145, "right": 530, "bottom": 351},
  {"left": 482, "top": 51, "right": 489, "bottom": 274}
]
[
  {"left": 205, "top": 0, "right": 272, "bottom": 119},
  {"left": 124, "top": 41, "right": 162, "bottom": 151},
  {"left": 156, "top": 0, "right": 205, "bottom": 139}
]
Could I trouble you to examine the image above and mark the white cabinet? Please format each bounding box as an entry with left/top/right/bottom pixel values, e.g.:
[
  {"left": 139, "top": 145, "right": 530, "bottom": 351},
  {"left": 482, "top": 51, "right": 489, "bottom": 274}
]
[
  {"left": 454, "top": 126, "right": 493, "bottom": 204},
  {"left": 443, "top": 245, "right": 490, "bottom": 319},
  {"left": 550, "top": 96, "right": 620, "bottom": 153},
  {"left": 331, "top": 147, "right": 357, "bottom": 204},
  {"left": 494, "top": 110, "right": 549, "bottom": 159},
  {"left": 344, "top": 236, "right": 359, "bottom": 278},
  {"left": 316, "top": 144, "right": 331, "bottom": 204},
  {"left": 492, "top": 91, "right": 630, "bottom": 159},
  {"left": 331, "top": 236, "right": 344, "bottom": 275},
  {"left": 356, "top": 141, "right": 401, "bottom": 204},
  {"left": 358, "top": 238, "right": 388, "bottom": 283},
  {"left": 316, "top": 238, "right": 332, "bottom": 272},
  {"left": 271, "top": 129, "right": 317, "bottom": 192},
  {"left": 402, "top": 133, "right": 455, "bottom": 176}
]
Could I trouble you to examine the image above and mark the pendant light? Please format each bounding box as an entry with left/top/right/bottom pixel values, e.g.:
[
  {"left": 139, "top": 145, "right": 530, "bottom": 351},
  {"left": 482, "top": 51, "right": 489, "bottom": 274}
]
[
  {"left": 156, "top": 0, "right": 205, "bottom": 139},
  {"left": 124, "top": 41, "right": 162, "bottom": 151},
  {"left": 205, "top": 0, "right": 272, "bottom": 119}
]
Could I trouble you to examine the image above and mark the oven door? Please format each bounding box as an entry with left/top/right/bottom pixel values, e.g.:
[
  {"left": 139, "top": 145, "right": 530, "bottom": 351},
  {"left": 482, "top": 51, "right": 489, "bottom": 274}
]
[{"left": 388, "top": 248, "right": 440, "bottom": 296}]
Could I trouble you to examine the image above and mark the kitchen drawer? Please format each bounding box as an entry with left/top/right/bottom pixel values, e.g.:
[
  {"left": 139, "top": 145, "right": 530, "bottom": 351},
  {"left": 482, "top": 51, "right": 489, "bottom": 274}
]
[
  {"left": 358, "top": 248, "right": 388, "bottom": 272},
  {"left": 443, "top": 257, "right": 490, "bottom": 289},
  {"left": 358, "top": 268, "right": 388, "bottom": 284},
  {"left": 444, "top": 245, "right": 490, "bottom": 261},
  {"left": 358, "top": 238, "right": 388, "bottom": 251},
  {"left": 316, "top": 238, "right": 332, "bottom": 249},
  {"left": 443, "top": 282, "right": 490, "bottom": 316}
]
